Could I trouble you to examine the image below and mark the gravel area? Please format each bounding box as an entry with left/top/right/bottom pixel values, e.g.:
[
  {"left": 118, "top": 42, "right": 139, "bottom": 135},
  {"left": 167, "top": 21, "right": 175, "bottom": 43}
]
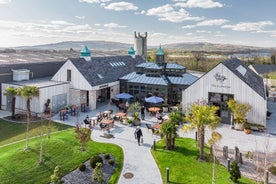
[{"left": 62, "top": 154, "right": 115, "bottom": 184}]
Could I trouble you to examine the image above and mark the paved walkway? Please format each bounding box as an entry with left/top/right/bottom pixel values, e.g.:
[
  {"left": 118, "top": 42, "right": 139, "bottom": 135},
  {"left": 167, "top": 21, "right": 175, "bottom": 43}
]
[{"left": 51, "top": 103, "right": 163, "bottom": 184}]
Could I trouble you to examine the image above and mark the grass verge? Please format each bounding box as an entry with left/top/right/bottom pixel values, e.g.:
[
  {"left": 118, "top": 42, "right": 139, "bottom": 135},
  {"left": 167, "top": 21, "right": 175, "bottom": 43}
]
[
  {"left": 0, "top": 118, "right": 72, "bottom": 146},
  {"left": 0, "top": 129, "right": 123, "bottom": 184},
  {"left": 152, "top": 138, "right": 256, "bottom": 184}
]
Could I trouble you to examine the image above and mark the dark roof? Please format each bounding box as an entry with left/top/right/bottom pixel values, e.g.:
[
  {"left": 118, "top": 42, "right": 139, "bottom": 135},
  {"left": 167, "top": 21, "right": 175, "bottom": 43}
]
[
  {"left": 222, "top": 58, "right": 265, "bottom": 99},
  {"left": 0, "top": 61, "right": 66, "bottom": 79},
  {"left": 250, "top": 64, "right": 276, "bottom": 75},
  {"left": 69, "top": 55, "right": 145, "bottom": 86}
]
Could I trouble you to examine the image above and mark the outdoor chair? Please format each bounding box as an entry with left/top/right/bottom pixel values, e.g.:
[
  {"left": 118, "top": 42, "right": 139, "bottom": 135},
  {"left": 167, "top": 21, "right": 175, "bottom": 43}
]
[{"left": 146, "top": 123, "right": 155, "bottom": 134}]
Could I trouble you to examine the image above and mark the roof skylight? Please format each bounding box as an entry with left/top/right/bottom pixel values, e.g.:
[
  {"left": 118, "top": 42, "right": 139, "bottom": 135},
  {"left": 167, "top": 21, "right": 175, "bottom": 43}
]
[
  {"left": 236, "top": 65, "right": 247, "bottom": 76},
  {"left": 97, "top": 74, "right": 103, "bottom": 79}
]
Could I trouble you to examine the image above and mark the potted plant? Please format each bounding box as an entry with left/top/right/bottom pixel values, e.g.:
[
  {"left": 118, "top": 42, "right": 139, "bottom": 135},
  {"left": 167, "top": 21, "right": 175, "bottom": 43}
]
[
  {"left": 127, "top": 102, "right": 141, "bottom": 126},
  {"left": 227, "top": 99, "right": 251, "bottom": 130},
  {"left": 243, "top": 122, "right": 251, "bottom": 134}
]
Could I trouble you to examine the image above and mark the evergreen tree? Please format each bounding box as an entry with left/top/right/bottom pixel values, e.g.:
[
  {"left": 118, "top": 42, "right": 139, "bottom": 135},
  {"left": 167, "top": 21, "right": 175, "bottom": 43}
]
[{"left": 229, "top": 160, "right": 241, "bottom": 183}]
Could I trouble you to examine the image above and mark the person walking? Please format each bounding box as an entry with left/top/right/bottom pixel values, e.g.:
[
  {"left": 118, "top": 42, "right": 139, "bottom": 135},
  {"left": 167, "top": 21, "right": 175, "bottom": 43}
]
[{"left": 134, "top": 126, "right": 143, "bottom": 146}]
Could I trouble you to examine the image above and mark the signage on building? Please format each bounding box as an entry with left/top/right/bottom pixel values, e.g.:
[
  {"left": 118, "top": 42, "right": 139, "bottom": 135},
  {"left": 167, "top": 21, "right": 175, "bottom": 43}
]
[
  {"left": 211, "top": 72, "right": 230, "bottom": 89},
  {"left": 99, "top": 84, "right": 108, "bottom": 89}
]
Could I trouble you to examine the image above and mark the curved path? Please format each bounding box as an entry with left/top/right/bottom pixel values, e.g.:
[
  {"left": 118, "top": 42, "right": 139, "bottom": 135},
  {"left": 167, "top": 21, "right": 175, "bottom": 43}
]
[{"left": 91, "top": 122, "right": 162, "bottom": 184}]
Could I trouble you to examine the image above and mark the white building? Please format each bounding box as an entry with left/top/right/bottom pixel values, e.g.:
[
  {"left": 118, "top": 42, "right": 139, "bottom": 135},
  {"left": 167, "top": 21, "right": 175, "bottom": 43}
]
[{"left": 182, "top": 58, "right": 267, "bottom": 127}]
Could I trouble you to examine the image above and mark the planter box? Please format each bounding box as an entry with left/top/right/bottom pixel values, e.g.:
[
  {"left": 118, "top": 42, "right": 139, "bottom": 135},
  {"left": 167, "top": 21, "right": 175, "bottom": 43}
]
[{"left": 234, "top": 123, "right": 244, "bottom": 130}]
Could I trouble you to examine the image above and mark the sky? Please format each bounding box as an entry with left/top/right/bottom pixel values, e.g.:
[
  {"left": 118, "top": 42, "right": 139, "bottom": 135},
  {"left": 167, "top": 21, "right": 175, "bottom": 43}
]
[{"left": 0, "top": 0, "right": 276, "bottom": 48}]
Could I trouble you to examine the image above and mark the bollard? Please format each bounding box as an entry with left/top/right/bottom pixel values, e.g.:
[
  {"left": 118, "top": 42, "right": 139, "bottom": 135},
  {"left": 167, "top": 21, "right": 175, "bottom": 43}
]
[
  {"left": 166, "top": 167, "right": 169, "bottom": 183},
  {"left": 153, "top": 139, "right": 156, "bottom": 151},
  {"left": 195, "top": 131, "right": 198, "bottom": 141},
  {"left": 227, "top": 158, "right": 230, "bottom": 171}
]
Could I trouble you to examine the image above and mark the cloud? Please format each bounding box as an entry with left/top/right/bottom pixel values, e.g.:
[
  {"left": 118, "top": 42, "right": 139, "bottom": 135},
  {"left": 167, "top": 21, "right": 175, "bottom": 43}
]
[
  {"left": 182, "top": 19, "right": 228, "bottom": 28},
  {"left": 50, "top": 20, "right": 75, "bottom": 26},
  {"left": 222, "top": 21, "right": 274, "bottom": 31},
  {"left": 196, "top": 30, "right": 211, "bottom": 33},
  {"left": 174, "top": 0, "right": 223, "bottom": 9},
  {"left": 0, "top": 19, "right": 135, "bottom": 47},
  {"left": 79, "top": 0, "right": 111, "bottom": 4},
  {"left": 147, "top": 4, "right": 203, "bottom": 23},
  {"left": 0, "top": 0, "right": 11, "bottom": 4},
  {"left": 104, "top": 1, "right": 138, "bottom": 11},
  {"left": 104, "top": 22, "right": 128, "bottom": 28},
  {"left": 75, "top": 15, "right": 85, "bottom": 19},
  {"left": 197, "top": 19, "right": 228, "bottom": 26}
]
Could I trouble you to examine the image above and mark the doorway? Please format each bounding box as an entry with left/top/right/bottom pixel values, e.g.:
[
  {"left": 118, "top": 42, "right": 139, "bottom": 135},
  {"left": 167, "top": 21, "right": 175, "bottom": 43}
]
[{"left": 208, "top": 92, "right": 234, "bottom": 124}]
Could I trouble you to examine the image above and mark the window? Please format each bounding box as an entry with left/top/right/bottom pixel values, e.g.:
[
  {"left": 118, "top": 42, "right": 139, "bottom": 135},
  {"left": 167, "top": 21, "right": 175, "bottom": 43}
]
[{"left": 67, "top": 69, "right": 71, "bottom": 81}]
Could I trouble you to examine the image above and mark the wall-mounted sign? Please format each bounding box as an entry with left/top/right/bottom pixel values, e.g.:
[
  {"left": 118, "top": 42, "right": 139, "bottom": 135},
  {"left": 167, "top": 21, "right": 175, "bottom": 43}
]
[
  {"left": 211, "top": 72, "right": 230, "bottom": 89},
  {"left": 99, "top": 84, "right": 108, "bottom": 88},
  {"left": 214, "top": 72, "right": 227, "bottom": 83}
]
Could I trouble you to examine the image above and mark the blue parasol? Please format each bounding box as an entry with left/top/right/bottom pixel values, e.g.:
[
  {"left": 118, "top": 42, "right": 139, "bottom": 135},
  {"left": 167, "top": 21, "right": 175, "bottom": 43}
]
[
  {"left": 115, "top": 93, "right": 133, "bottom": 99},
  {"left": 145, "top": 96, "right": 164, "bottom": 104}
]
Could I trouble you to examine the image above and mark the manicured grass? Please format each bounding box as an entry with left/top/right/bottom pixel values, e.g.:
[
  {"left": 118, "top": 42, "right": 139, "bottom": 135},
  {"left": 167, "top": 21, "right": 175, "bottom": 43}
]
[
  {"left": 152, "top": 138, "right": 256, "bottom": 184},
  {"left": 0, "top": 129, "right": 123, "bottom": 184},
  {"left": 0, "top": 118, "right": 72, "bottom": 146}
]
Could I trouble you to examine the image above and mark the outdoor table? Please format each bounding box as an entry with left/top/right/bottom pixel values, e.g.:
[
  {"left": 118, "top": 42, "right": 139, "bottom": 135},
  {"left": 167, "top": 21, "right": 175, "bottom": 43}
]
[
  {"left": 152, "top": 123, "right": 162, "bottom": 130},
  {"left": 118, "top": 103, "right": 126, "bottom": 110},
  {"left": 100, "top": 119, "right": 114, "bottom": 134},
  {"left": 148, "top": 107, "right": 161, "bottom": 112},
  {"left": 115, "top": 112, "right": 126, "bottom": 121},
  {"left": 91, "top": 116, "right": 98, "bottom": 126},
  {"left": 70, "top": 105, "right": 78, "bottom": 116},
  {"left": 59, "top": 109, "right": 68, "bottom": 120}
]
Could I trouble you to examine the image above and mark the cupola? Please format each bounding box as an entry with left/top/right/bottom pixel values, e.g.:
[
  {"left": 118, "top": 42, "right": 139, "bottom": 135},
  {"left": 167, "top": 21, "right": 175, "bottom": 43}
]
[
  {"left": 80, "top": 45, "right": 91, "bottom": 61},
  {"left": 156, "top": 45, "right": 165, "bottom": 63},
  {"left": 128, "top": 47, "right": 136, "bottom": 58}
]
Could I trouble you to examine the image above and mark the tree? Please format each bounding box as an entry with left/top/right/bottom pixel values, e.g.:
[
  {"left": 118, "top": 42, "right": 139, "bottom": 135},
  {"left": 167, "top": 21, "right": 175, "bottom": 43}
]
[
  {"left": 183, "top": 100, "right": 221, "bottom": 161},
  {"left": 75, "top": 125, "right": 91, "bottom": 151},
  {"left": 127, "top": 102, "right": 141, "bottom": 120},
  {"left": 38, "top": 120, "right": 48, "bottom": 164},
  {"left": 271, "top": 53, "right": 276, "bottom": 64},
  {"left": 161, "top": 111, "right": 184, "bottom": 150},
  {"left": 92, "top": 162, "right": 104, "bottom": 183},
  {"left": 17, "top": 85, "right": 39, "bottom": 150},
  {"left": 229, "top": 160, "right": 241, "bottom": 183},
  {"left": 4, "top": 86, "right": 18, "bottom": 119},
  {"left": 51, "top": 165, "right": 63, "bottom": 184}
]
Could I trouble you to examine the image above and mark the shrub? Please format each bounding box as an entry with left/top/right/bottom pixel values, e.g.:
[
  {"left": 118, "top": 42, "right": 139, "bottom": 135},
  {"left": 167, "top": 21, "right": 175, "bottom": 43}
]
[
  {"left": 127, "top": 119, "right": 133, "bottom": 124},
  {"left": 269, "top": 165, "right": 276, "bottom": 175},
  {"left": 79, "top": 163, "right": 86, "bottom": 171},
  {"left": 229, "top": 160, "right": 241, "bottom": 183},
  {"left": 104, "top": 153, "right": 110, "bottom": 159},
  {"left": 90, "top": 155, "right": 103, "bottom": 169},
  {"left": 108, "top": 159, "right": 115, "bottom": 166}
]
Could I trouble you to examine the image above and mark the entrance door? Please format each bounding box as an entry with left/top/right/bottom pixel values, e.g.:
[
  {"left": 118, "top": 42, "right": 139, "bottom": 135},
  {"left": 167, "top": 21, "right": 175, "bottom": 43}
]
[
  {"left": 208, "top": 93, "right": 233, "bottom": 124},
  {"left": 6, "top": 96, "right": 12, "bottom": 111}
]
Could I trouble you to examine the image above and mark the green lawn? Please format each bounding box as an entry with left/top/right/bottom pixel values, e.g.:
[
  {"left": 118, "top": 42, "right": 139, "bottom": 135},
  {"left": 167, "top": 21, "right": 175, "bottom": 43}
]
[
  {"left": 152, "top": 138, "right": 256, "bottom": 184},
  {"left": 0, "top": 129, "right": 123, "bottom": 184},
  {"left": 0, "top": 118, "right": 72, "bottom": 146}
]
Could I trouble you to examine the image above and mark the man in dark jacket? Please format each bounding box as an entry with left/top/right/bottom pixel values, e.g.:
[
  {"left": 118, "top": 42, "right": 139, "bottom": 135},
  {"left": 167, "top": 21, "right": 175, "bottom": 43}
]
[{"left": 134, "top": 126, "right": 143, "bottom": 146}]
